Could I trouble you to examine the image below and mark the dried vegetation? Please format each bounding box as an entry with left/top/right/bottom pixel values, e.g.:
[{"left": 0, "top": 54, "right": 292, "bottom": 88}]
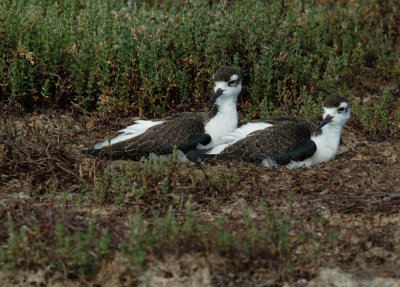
[{"left": 1, "top": 108, "right": 399, "bottom": 286}]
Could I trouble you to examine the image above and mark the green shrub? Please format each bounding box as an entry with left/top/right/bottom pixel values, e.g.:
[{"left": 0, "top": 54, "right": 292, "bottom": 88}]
[{"left": 0, "top": 0, "right": 398, "bottom": 137}]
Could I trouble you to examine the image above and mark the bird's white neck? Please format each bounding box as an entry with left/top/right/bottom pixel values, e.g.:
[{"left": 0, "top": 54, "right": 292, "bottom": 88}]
[
  {"left": 204, "top": 96, "right": 238, "bottom": 142},
  {"left": 310, "top": 124, "right": 343, "bottom": 164},
  {"left": 285, "top": 124, "right": 344, "bottom": 169}
]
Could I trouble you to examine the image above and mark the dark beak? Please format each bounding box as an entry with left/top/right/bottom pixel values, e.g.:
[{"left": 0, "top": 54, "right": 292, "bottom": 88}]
[
  {"left": 207, "top": 88, "right": 224, "bottom": 106},
  {"left": 315, "top": 115, "right": 333, "bottom": 131}
]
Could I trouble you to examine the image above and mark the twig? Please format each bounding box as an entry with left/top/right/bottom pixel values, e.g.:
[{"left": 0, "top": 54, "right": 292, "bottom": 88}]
[
  {"left": 71, "top": 100, "right": 92, "bottom": 116},
  {"left": 55, "top": 162, "right": 86, "bottom": 184},
  {"left": 37, "top": 70, "right": 61, "bottom": 82}
]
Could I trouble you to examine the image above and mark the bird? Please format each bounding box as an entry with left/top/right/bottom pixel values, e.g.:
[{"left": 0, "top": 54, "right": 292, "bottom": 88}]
[
  {"left": 186, "top": 94, "right": 351, "bottom": 168},
  {"left": 86, "top": 66, "right": 242, "bottom": 160}
]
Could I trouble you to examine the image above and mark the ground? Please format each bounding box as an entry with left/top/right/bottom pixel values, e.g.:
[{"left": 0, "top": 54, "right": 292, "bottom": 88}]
[{"left": 1, "top": 108, "right": 399, "bottom": 286}]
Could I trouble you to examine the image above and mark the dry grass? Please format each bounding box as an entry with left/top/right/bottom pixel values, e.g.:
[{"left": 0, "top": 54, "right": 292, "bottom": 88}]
[{"left": 1, "top": 108, "right": 399, "bottom": 286}]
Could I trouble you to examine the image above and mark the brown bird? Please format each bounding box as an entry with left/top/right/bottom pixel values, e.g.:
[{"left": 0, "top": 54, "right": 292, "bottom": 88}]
[
  {"left": 187, "top": 94, "right": 351, "bottom": 168},
  {"left": 86, "top": 66, "right": 242, "bottom": 160}
]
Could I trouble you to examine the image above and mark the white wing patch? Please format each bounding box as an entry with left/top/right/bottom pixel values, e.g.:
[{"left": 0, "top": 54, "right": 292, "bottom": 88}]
[
  {"left": 219, "top": 122, "right": 273, "bottom": 144},
  {"left": 207, "top": 143, "right": 229, "bottom": 154},
  {"left": 94, "top": 120, "right": 164, "bottom": 149},
  {"left": 208, "top": 122, "right": 273, "bottom": 154}
]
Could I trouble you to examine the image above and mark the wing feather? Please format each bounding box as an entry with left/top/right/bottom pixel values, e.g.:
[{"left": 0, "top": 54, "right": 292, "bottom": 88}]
[
  {"left": 95, "top": 114, "right": 205, "bottom": 159},
  {"left": 214, "top": 121, "right": 314, "bottom": 163}
]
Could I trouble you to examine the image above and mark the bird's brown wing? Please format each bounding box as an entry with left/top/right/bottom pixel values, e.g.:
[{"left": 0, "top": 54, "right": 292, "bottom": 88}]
[
  {"left": 96, "top": 113, "right": 206, "bottom": 160},
  {"left": 263, "top": 116, "right": 317, "bottom": 130},
  {"left": 215, "top": 121, "right": 314, "bottom": 163}
]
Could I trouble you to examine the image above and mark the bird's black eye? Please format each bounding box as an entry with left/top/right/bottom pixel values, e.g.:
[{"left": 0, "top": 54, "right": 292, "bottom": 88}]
[
  {"left": 338, "top": 107, "right": 346, "bottom": 112},
  {"left": 228, "top": 80, "right": 235, "bottom": 86}
]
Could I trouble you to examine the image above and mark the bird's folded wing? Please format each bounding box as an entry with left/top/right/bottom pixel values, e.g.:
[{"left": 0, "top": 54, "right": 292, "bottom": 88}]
[
  {"left": 95, "top": 115, "right": 205, "bottom": 159},
  {"left": 216, "top": 121, "right": 314, "bottom": 163}
]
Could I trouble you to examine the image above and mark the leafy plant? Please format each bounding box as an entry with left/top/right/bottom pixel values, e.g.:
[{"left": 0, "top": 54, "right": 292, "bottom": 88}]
[{"left": 0, "top": 0, "right": 398, "bottom": 137}]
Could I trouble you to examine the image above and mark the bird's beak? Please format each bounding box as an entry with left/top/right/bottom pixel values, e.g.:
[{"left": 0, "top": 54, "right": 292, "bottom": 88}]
[
  {"left": 315, "top": 115, "right": 334, "bottom": 131},
  {"left": 207, "top": 88, "right": 224, "bottom": 106}
]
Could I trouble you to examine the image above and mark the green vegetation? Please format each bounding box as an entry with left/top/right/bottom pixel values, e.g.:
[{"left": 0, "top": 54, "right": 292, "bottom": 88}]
[
  {"left": 0, "top": 160, "right": 347, "bottom": 282},
  {"left": 1, "top": 151, "right": 397, "bottom": 284},
  {"left": 0, "top": 0, "right": 399, "bottom": 137}
]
